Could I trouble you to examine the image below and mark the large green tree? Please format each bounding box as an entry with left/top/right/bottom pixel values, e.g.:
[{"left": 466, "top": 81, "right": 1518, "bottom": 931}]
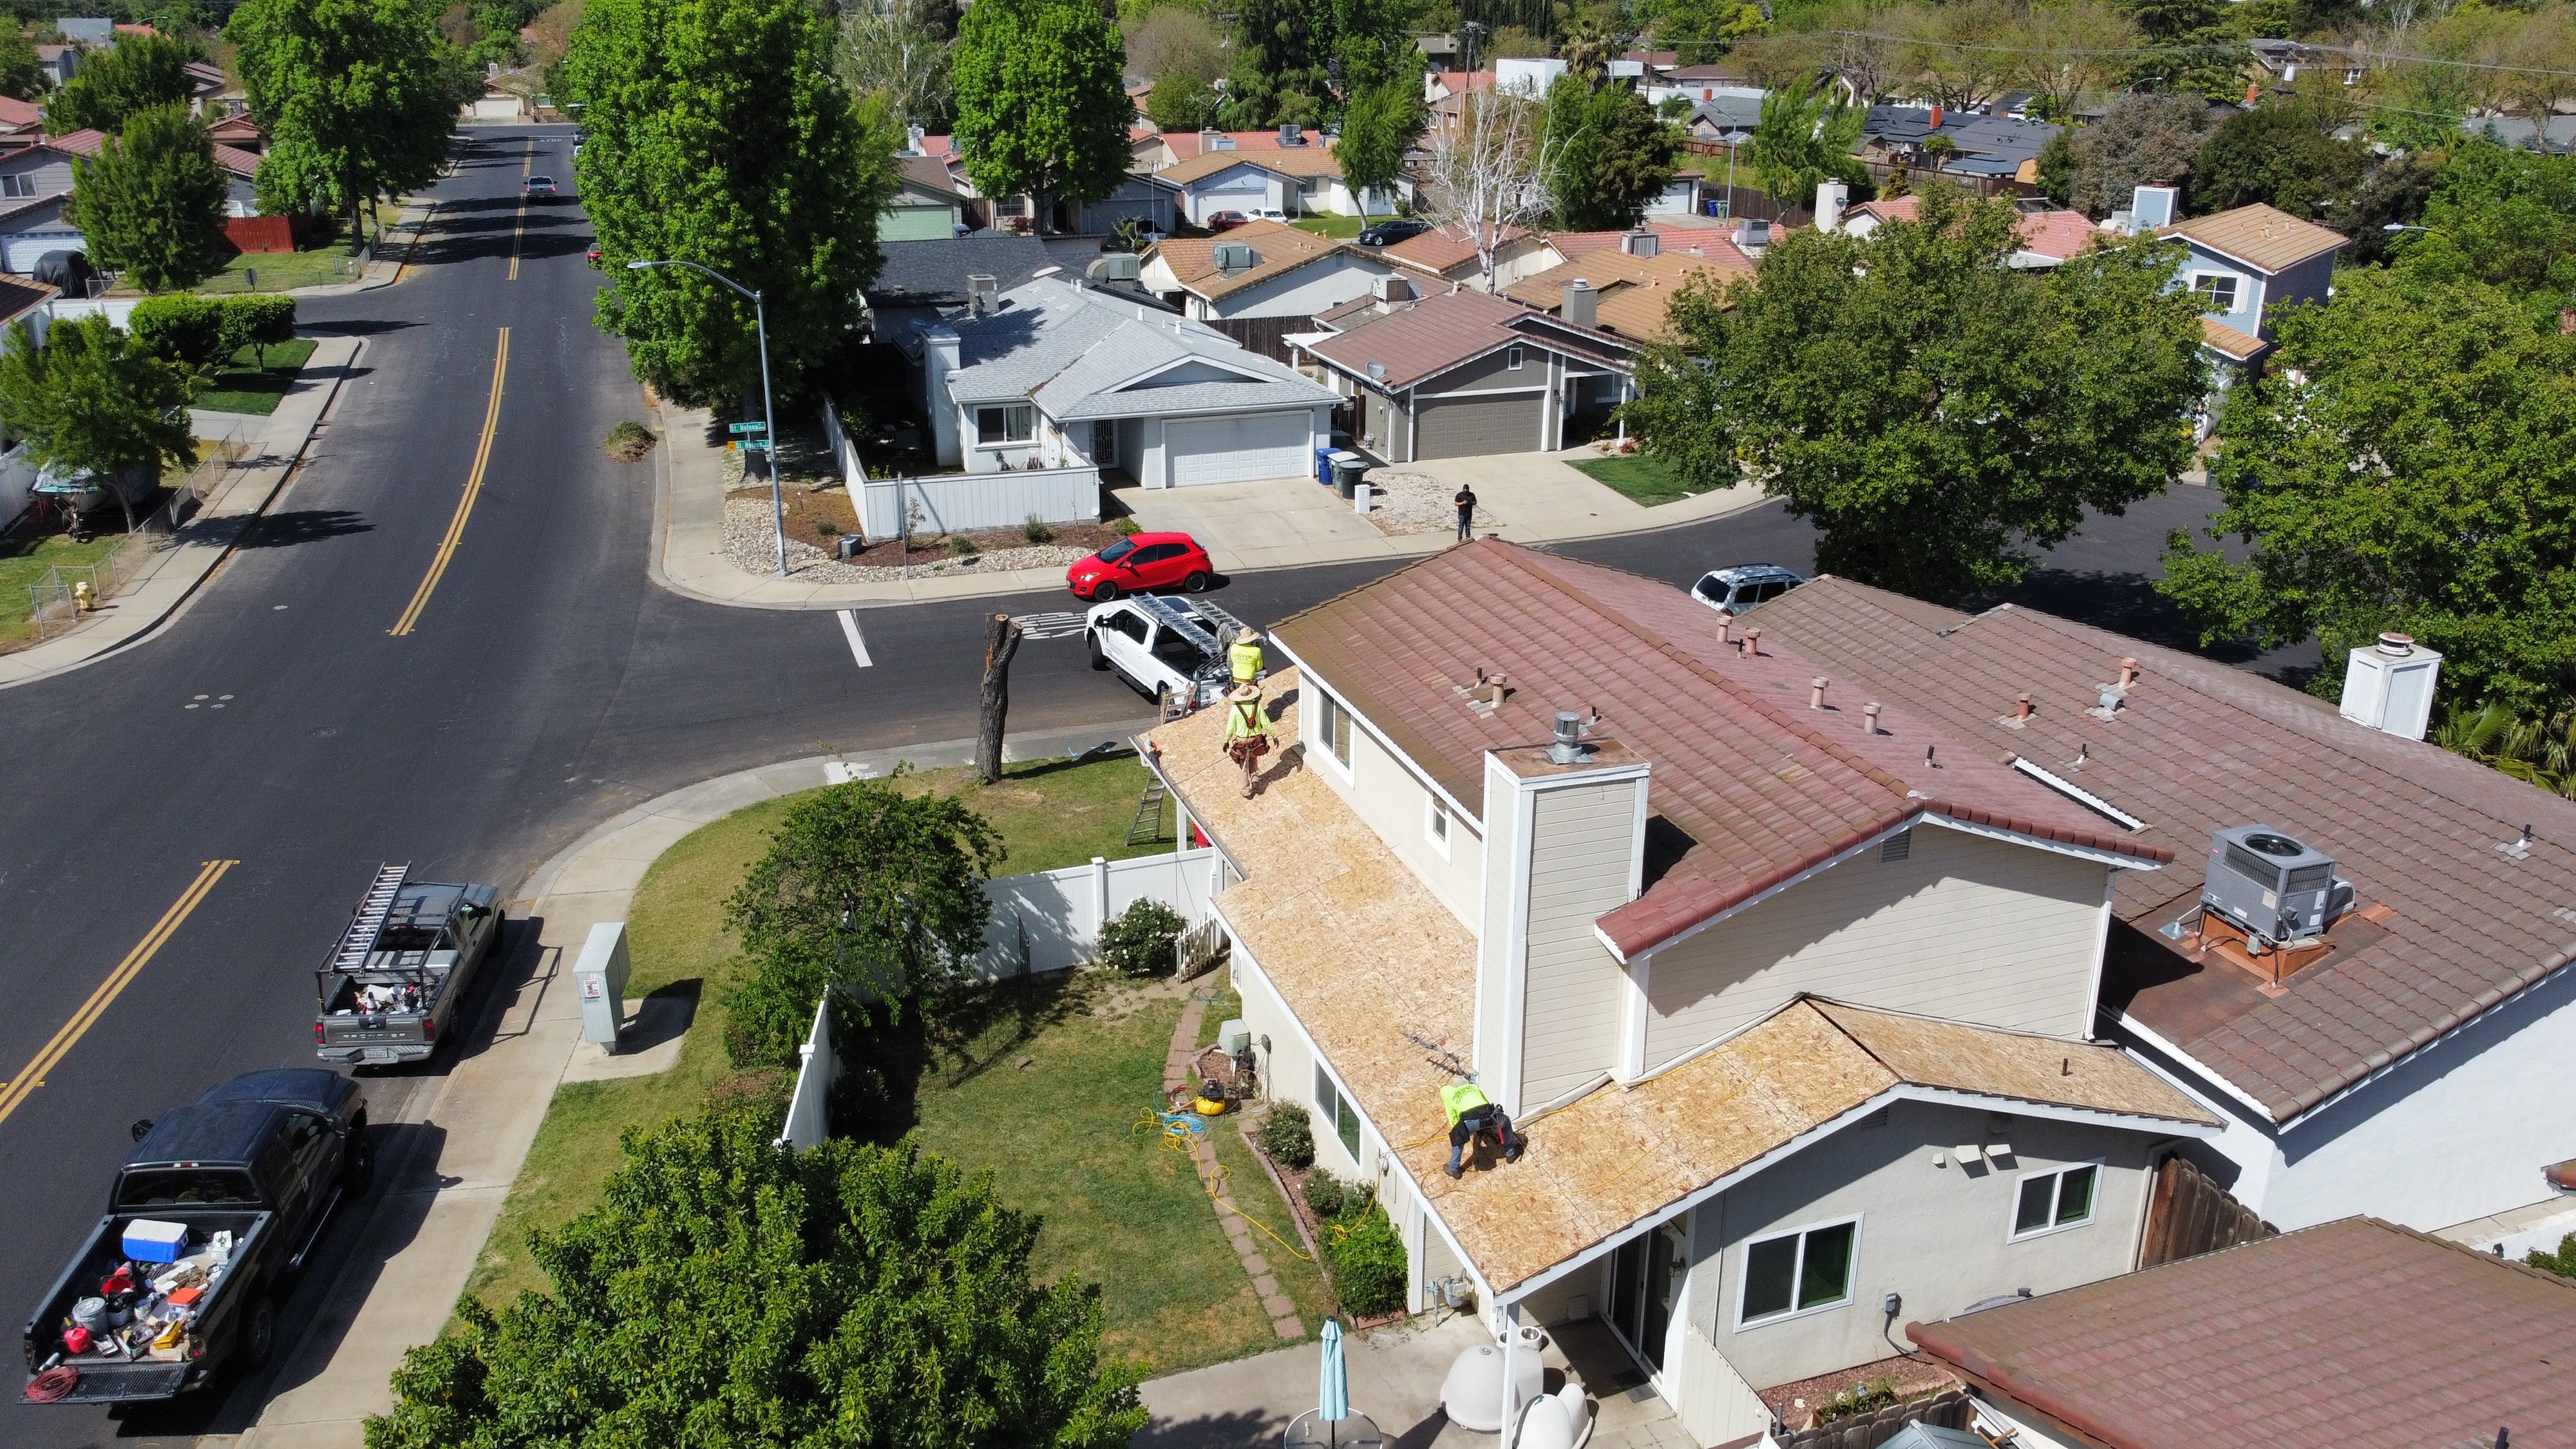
[
  {"left": 45, "top": 32, "right": 196, "bottom": 133},
  {"left": 2065, "top": 90, "right": 2208, "bottom": 218},
  {"left": 0, "top": 314, "right": 196, "bottom": 532},
  {"left": 1626, "top": 186, "right": 2206, "bottom": 601},
  {"left": 1544, "top": 75, "right": 1681, "bottom": 231},
  {"left": 0, "top": 27, "right": 46, "bottom": 102},
  {"left": 229, "top": 0, "right": 460, "bottom": 249},
  {"left": 2190, "top": 99, "right": 2367, "bottom": 220},
  {"left": 837, "top": 0, "right": 957, "bottom": 133},
  {"left": 1220, "top": 0, "right": 1412, "bottom": 129},
  {"left": 1745, "top": 79, "right": 1866, "bottom": 207},
  {"left": 67, "top": 105, "right": 230, "bottom": 292},
  {"left": 723, "top": 776, "right": 1002, "bottom": 1068},
  {"left": 951, "top": 0, "right": 1132, "bottom": 231},
  {"left": 365, "top": 1109, "right": 1148, "bottom": 1449},
  {"left": 2159, "top": 269, "right": 2576, "bottom": 714},
  {"left": 1332, "top": 79, "right": 1423, "bottom": 214},
  {"left": 2400, "top": 139, "right": 2576, "bottom": 312},
  {"left": 565, "top": 0, "right": 896, "bottom": 403}
]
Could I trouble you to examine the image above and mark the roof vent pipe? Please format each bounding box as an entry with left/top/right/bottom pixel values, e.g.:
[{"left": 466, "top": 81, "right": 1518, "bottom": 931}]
[
  {"left": 2119, "top": 657, "right": 2139, "bottom": 687},
  {"left": 1863, "top": 702, "right": 1882, "bottom": 735},
  {"left": 1546, "top": 709, "right": 1592, "bottom": 764},
  {"left": 2015, "top": 692, "right": 2033, "bottom": 722},
  {"left": 1810, "top": 677, "right": 1829, "bottom": 710},
  {"left": 1743, "top": 626, "right": 1760, "bottom": 656}
]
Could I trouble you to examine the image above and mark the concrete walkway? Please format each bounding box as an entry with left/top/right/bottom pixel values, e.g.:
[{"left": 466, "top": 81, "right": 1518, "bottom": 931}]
[
  {"left": 650, "top": 399, "right": 1773, "bottom": 612},
  {"left": 209, "top": 720, "right": 1151, "bottom": 1448},
  {"left": 1136, "top": 1314, "right": 1694, "bottom": 1449},
  {"left": 0, "top": 334, "right": 363, "bottom": 690},
  {"left": 1163, "top": 983, "right": 1305, "bottom": 1343}
]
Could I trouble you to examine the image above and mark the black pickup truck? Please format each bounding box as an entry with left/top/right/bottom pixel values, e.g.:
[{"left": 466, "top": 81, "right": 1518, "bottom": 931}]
[{"left": 21, "top": 1070, "right": 372, "bottom": 1405}]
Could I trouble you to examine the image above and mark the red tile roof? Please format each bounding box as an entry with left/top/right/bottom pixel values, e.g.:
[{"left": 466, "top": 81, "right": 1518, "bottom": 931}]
[
  {"left": 1305, "top": 287, "right": 1533, "bottom": 387},
  {"left": 1749, "top": 576, "right": 2576, "bottom": 1119},
  {"left": 1267, "top": 541, "right": 2170, "bottom": 961},
  {"left": 0, "top": 96, "right": 37, "bottom": 129},
  {"left": 1380, "top": 221, "right": 1530, "bottom": 276},
  {"left": 0, "top": 273, "right": 55, "bottom": 325},
  {"left": 1910, "top": 1218, "right": 2576, "bottom": 1449}
]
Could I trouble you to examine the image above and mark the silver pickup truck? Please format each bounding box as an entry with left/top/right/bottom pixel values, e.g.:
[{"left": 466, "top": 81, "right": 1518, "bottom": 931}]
[{"left": 314, "top": 865, "right": 504, "bottom": 1065}]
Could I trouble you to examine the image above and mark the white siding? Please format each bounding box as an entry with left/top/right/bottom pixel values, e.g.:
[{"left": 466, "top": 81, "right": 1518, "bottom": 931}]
[
  {"left": 1201, "top": 252, "right": 1395, "bottom": 320},
  {"left": 1301, "top": 681, "right": 1484, "bottom": 927},
  {"left": 1479, "top": 754, "right": 1522, "bottom": 1089},
  {"left": 1520, "top": 779, "right": 1637, "bottom": 1104},
  {"left": 1643, "top": 826, "right": 2107, "bottom": 1066}
]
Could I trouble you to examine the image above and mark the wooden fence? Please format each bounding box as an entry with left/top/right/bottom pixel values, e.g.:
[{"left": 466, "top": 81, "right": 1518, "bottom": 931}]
[
  {"left": 2139, "top": 1153, "right": 2276, "bottom": 1268},
  {"left": 1206, "top": 314, "right": 1312, "bottom": 363},
  {"left": 1777, "top": 1388, "right": 1975, "bottom": 1449}
]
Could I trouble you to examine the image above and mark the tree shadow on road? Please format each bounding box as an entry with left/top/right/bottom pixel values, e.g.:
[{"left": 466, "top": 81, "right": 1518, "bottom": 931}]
[{"left": 238, "top": 509, "right": 373, "bottom": 549}]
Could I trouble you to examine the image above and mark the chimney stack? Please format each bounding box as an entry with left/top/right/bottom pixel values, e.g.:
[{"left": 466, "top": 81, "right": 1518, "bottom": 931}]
[
  {"left": 1561, "top": 278, "right": 1598, "bottom": 328},
  {"left": 1810, "top": 676, "right": 1830, "bottom": 710},
  {"left": 1815, "top": 178, "right": 1848, "bottom": 234},
  {"left": 1927, "top": 102, "right": 1944, "bottom": 129}
]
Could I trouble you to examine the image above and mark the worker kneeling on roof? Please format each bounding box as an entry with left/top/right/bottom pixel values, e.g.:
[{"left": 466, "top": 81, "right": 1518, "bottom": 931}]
[{"left": 1441, "top": 1079, "right": 1522, "bottom": 1179}]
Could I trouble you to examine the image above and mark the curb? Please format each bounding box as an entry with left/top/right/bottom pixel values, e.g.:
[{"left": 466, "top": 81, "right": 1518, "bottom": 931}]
[{"left": 0, "top": 335, "right": 365, "bottom": 690}]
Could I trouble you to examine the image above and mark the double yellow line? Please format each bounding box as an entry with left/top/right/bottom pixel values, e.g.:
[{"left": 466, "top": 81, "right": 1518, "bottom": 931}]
[
  {"left": 390, "top": 327, "right": 509, "bottom": 636},
  {"left": 0, "top": 860, "right": 238, "bottom": 1128}
]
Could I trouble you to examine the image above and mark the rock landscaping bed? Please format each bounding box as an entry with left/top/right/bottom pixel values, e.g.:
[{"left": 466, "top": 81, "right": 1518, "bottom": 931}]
[
  {"left": 719, "top": 491, "right": 1117, "bottom": 582},
  {"left": 1359, "top": 468, "right": 1506, "bottom": 538}
]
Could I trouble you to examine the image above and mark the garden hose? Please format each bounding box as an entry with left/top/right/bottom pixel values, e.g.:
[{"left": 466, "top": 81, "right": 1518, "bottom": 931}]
[{"left": 1134, "top": 1101, "right": 1315, "bottom": 1263}]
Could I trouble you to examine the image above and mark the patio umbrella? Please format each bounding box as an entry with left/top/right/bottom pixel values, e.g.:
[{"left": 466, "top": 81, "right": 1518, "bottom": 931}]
[{"left": 1319, "top": 1318, "right": 1350, "bottom": 1426}]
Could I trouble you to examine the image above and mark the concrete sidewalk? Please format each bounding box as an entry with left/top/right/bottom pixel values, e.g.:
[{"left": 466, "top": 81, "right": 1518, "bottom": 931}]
[
  {"left": 649, "top": 398, "right": 1771, "bottom": 611},
  {"left": 211, "top": 721, "right": 1152, "bottom": 1448},
  {"left": 0, "top": 334, "right": 363, "bottom": 691}
]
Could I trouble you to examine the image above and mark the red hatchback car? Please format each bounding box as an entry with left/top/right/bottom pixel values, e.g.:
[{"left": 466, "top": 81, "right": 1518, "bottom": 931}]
[{"left": 1066, "top": 532, "right": 1214, "bottom": 601}]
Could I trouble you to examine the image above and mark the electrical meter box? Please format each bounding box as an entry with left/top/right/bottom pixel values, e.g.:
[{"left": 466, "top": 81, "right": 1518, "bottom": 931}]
[{"left": 573, "top": 921, "right": 630, "bottom": 1051}]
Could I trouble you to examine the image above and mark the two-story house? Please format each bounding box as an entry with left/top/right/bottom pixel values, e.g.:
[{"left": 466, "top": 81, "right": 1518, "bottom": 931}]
[
  {"left": 1752, "top": 577, "right": 2576, "bottom": 1262},
  {"left": 2116, "top": 184, "right": 2345, "bottom": 381},
  {"left": 1143, "top": 541, "right": 2221, "bottom": 1445}
]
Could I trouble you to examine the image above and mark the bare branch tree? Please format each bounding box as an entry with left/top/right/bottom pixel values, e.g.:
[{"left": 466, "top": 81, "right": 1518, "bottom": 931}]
[
  {"left": 837, "top": 0, "right": 954, "bottom": 133},
  {"left": 1421, "top": 86, "right": 1557, "bottom": 287},
  {"left": 2014, "top": 1, "right": 2139, "bottom": 123}
]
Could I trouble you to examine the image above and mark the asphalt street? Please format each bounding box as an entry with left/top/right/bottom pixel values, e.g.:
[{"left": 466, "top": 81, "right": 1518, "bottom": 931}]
[{"left": 0, "top": 126, "right": 2272, "bottom": 1446}]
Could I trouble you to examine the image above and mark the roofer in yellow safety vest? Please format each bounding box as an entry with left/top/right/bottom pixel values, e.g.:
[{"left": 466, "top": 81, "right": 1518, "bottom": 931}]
[
  {"left": 1229, "top": 627, "right": 1264, "bottom": 685},
  {"left": 1441, "top": 1080, "right": 1524, "bottom": 1179},
  {"left": 1220, "top": 681, "right": 1273, "bottom": 798}
]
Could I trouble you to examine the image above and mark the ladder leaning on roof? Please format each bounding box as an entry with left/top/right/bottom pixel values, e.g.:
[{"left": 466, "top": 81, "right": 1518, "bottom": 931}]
[{"left": 329, "top": 862, "right": 410, "bottom": 970}]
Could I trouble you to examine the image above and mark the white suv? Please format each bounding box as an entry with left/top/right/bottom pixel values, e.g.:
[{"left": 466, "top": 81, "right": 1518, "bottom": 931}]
[{"left": 1691, "top": 565, "right": 1806, "bottom": 614}]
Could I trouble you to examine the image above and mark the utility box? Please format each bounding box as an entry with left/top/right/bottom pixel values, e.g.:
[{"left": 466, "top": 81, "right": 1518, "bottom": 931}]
[
  {"left": 1218, "top": 1018, "right": 1249, "bottom": 1056},
  {"left": 573, "top": 922, "right": 630, "bottom": 1052}
]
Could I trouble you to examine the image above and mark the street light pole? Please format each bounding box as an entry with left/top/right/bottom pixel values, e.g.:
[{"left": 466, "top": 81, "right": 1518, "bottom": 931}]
[{"left": 627, "top": 258, "right": 785, "bottom": 577}]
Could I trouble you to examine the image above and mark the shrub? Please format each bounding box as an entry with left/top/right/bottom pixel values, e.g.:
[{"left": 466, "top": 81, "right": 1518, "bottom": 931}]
[
  {"left": 2532, "top": 1231, "right": 2576, "bottom": 1278},
  {"left": 1257, "top": 1101, "right": 1314, "bottom": 1170},
  {"left": 1301, "top": 1171, "right": 1347, "bottom": 1220},
  {"left": 129, "top": 293, "right": 227, "bottom": 370},
  {"left": 603, "top": 420, "right": 656, "bottom": 462},
  {"left": 815, "top": 517, "right": 838, "bottom": 538},
  {"left": 1327, "top": 1203, "right": 1407, "bottom": 1317},
  {"left": 944, "top": 531, "right": 978, "bottom": 558},
  {"left": 220, "top": 293, "right": 296, "bottom": 368},
  {"left": 1096, "top": 898, "right": 1184, "bottom": 976},
  {"left": 1814, "top": 1379, "right": 1902, "bottom": 1426},
  {"left": 1023, "top": 513, "right": 1056, "bottom": 544},
  {"left": 1112, "top": 516, "right": 1142, "bottom": 538}
]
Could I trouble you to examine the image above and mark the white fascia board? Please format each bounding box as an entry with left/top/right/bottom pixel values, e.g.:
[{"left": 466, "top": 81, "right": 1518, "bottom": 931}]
[
  {"left": 2110, "top": 1012, "right": 2282, "bottom": 1126},
  {"left": 1106, "top": 354, "right": 1275, "bottom": 393},
  {"left": 1916, "top": 811, "right": 2163, "bottom": 873},
  {"left": 1263, "top": 635, "right": 1485, "bottom": 833},
  {"left": 1140, "top": 739, "right": 1244, "bottom": 879}
]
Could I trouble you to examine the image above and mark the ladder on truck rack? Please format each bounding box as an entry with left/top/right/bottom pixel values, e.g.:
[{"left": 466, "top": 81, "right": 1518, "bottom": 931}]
[
  {"left": 330, "top": 862, "right": 411, "bottom": 971},
  {"left": 1129, "top": 594, "right": 1252, "bottom": 667}
]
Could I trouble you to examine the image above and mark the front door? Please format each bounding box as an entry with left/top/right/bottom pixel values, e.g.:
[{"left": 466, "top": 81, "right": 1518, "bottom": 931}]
[
  {"left": 1092, "top": 420, "right": 1118, "bottom": 467},
  {"left": 1607, "top": 1217, "right": 1687, "bottom": 1376}
]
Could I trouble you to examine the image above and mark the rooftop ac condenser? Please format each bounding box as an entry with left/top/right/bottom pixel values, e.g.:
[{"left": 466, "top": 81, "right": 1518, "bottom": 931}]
[{"left": 2200, "top": 825, "right": 2353, "bottom": 948}]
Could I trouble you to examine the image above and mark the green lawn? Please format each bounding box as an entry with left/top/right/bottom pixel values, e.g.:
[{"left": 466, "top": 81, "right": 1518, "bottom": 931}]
[
  {"left": 1291, "top": 215, "right": 1368, "bottom": 238},
  {"left": 467, "top": 751, "right": 1336, "bottom": 1378},
  {"left": 194, "top": 338, "right": 318, "bottom": 415},
  {"left": 192, "top": 247, "right": 361, "bottom": 295},
  {"left": 1570, "top": 452, "right": 1714, "bottom": 507},
  {"left": 0, "top": 531, "right": 120, "bottom": 650}
]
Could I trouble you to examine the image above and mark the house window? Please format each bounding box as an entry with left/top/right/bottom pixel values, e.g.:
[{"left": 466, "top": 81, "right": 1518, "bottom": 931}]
[
  {"left": 1314, "top": 690, "right": 1353, "bottom": 772},
  {"left": 976, "top": 404, "right": 1034, "bottom": 446},
  {"left": 2011, "top": 1163, "right": 2099, "bottom": 1240},
  {"left": 1426, "top": 796, "right": 1451, "bottom": 856},
  {"left": 1738, "top": 1217, "right": 1859, "bottom": 1327},
  {"left": 2192, "top": 274, "right": 2240, "bottom": 314},
  {"left": 0, "top": 174, "right": 33, "bottom": 199},
  {"left": 1505, "top": 344, "right": 1525, "bottom": 370},
  {"left": 1313, "top": 1063, "right": 1361, "bottom": 1158}
]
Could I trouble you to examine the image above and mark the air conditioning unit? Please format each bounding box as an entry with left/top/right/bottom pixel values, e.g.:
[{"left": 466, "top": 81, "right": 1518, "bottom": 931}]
[
  {"left": 1212, "top": 242, "right": 1253, "bottom": 271},
  {"left": 2200, "top": 826, "right": 2353, "bottom": 947}
]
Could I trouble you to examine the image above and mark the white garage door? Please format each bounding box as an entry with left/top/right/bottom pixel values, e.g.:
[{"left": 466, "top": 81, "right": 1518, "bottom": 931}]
[
  {"left": 3, "top": 233, "right": 75, "bottom": 274},
  {"left": 1166, "top": 412, "right": 1312, "bottom": 486}
]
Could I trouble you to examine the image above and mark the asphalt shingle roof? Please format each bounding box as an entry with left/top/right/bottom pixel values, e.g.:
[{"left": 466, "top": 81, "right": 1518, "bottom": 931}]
[
  {"left": 866, "top": 234, "right": 1111, "bottom": 307},
  {"left": 1748, "top": 576, "right": 2576, "bottom": 1120},
  {"left": 943, "top": 276, "right": 1333, "bottom": 420},
  {"left": 1909, "top": 1217, "right": 2576, "bottom": 1449}
]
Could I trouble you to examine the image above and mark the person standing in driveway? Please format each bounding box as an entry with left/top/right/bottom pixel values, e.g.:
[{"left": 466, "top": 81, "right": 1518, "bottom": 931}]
[{"left": 1454, "top": 486, "right": 1477, "bottom": 542}]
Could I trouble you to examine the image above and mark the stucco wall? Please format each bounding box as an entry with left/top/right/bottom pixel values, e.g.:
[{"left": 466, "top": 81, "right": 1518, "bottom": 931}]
[
  {"left": 1204, "top": 252, "right": 1394, "bottom": 320},
  {"left": 1520, "top": 778, "right": 1638, "bottom": 1104},
  {"left": 1298, "top": 675, "right": 1484, "bottom": 927},
  {"left": 1642, "top": 825, "right": 2108, "bottom": 1067}
]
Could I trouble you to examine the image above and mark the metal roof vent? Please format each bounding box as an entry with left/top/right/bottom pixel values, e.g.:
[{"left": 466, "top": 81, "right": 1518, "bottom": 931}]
[
  {"left": 1546, "top": 709, "right": 1592, "bottom": 764},
  {"left": 1366, "top": 361, "right": 1388, "bottom": 381},
  {"left": 2201, "top": 825, "right": 2352, "bottom": 947}
]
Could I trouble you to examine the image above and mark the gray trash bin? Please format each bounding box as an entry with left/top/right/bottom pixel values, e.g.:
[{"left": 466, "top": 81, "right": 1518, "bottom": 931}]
[{"left": 1329, "top": 453, "right": 1369, "bottom": 499}]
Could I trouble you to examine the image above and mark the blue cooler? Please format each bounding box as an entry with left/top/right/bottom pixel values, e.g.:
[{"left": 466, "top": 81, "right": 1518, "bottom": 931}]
[{"left": 122, "top": 1219, "right": 189, "bottom": 1264}]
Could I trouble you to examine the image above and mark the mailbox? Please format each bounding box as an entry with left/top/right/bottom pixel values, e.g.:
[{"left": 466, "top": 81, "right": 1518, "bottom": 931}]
[{"left": 573, "top": 921, "right": 630, "bottom": 1051}]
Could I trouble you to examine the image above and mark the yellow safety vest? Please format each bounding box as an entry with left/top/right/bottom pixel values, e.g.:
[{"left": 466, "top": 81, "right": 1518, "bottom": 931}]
[
  {"left": 1229, "top": 638, "right": 1264, "bottom": 683},
  {"left": 1223, "top": 699, "right": 1272, "bottom": 743},
  {"left": 1442, "top": 1081, "right": 1492, "bottom": 1128}
]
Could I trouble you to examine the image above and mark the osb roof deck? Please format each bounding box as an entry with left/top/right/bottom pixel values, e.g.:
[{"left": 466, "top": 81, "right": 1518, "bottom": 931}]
[
  {"left": 1748, "top": 576, "right": 2576, "bottom": 1121},
  {"left": 1266, "top": 541, "right": 2166, "bottom": 962},
  {"left": 1149, "top": 670, "right": 2211, "bottom": 1297}
]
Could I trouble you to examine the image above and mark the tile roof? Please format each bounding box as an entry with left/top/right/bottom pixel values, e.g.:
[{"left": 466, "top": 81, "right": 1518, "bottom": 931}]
[
  {"left": 0, "top": 273, "right": 55, "bottom": 325},
  {"left": 1747, "top": 576, "right": 2576, "bottom": 1120},
  {"left": 2159, "top": 202, "right": 2347, "bottom": 273},
  {"left": 942, "top": 275, "right": 1332, "bottom": 421},
  {"left": 1909, "top": 1217, "right": 2576, "bottom": 1449},
  {"left": 1150, "top": 129, "right": 1300, "bottom": 163},
  {"left": 1267, "top": 541, "right": 2168, "bottom": 961},
  {"left": 1147, "top": 219, "right": 1352, "bottom": 301},
  {"left": 1545, "top": 226, "right": 1757, "bottom": 267},
  {"left": 895, "top": 154, "right": 964, "bottom": 200},
  {"left": 0, "top": 96, "right": 37, "bottom": 129},
  {"left": 1506, "top": 247, "right": 1751, "bottom": 339},
  {"left": 1304, "top": 287, "right": 1535, "bottom": 387},
  {"left": 1148, "top": 672, "right": 2208, "bottom": 1296},
  {"left": 1848, "top": 196, "right": 2101, "bottom": 262},
  {"left": 1157, "top": 146, "right": 1342, "bottom": 187},
  {"left": 2199, "top": 315, "right": 2266, "bottom": 359},
  {"left": 1381, "top": 221, "right": 1529, "bottom": 276}
]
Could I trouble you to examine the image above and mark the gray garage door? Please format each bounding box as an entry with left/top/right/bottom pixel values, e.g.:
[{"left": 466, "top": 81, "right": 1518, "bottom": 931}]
[
  {"left": 3, "top": 232, "right": 77, "bottom": 274},
  {"left": 1413, "top": 392, "right": 1541, "bottom": 460}
]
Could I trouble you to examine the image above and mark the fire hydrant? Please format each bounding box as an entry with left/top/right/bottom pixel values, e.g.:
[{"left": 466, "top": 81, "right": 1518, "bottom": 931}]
[{"left": 72, "top": 580, "right": 95, "bottom": 612}]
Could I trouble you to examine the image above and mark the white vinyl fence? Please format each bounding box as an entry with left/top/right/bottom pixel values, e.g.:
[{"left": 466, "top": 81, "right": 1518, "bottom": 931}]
[
  {"left": 0, "top": 441, "right": 33, "bottom": 533},
  {"left": 968, "top": 846, "right": 1225, "bottom": 982},
  {"left": 822, "top": 397, "right": 1103, "bottom": 540},
  {"left": 776, "top": 994, "right": 840, "bottom": 1151}
]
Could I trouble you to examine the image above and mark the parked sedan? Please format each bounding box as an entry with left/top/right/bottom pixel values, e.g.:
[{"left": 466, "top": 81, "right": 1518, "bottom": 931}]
[
  {"left": 1206, "top": 211, "right": 1249, "bottom": 232},
  {"left": 1066, "top": 532, "right": 1215, "bottom": 601},
  {"left": 1357, "top": 218, "right": 1433, "bottom": 247}
]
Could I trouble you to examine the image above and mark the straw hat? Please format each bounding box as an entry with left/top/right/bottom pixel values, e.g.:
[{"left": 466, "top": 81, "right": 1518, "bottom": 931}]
[
  {"left": 1226, "top": 681, "right": 1263, "bottom": 703},
  {"left": 1236, "top": 626, "right": 1260, "bottom": 645}
]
